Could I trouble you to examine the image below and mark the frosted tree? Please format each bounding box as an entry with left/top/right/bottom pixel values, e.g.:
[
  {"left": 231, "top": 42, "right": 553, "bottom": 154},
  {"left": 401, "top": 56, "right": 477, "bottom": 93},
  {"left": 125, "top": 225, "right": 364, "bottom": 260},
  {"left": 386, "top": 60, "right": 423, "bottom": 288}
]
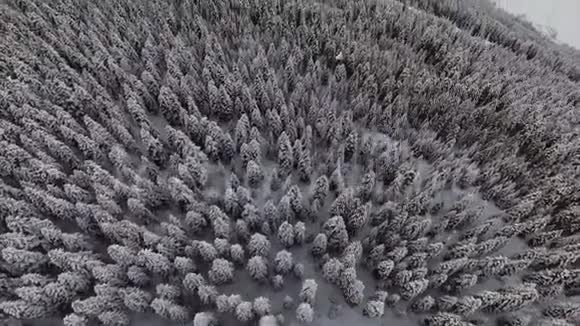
[
  {"left": 235, "top": 301, "right": 254, "bottom": 322},
  {"left": 312, "top": 233, "right": 328, "bottom": 257},
  {"left": 183, "top": 273, "right": 206, "bottom": 293},
  {"left": 259, "top": 315, "right": 278, "bottom": 326},
  {"left": 151, "top": 298, "right": 189, "bottom": 321},
  {"left": 213, "top": 238, "right": 230, "bottom": 257},
  {"left": 193, "top": 240, "right": 218, "bottom": 262},
  {"left": 322, "top": 258, "right": 344, "bottom": 285},
  {"left": 278, "top": 222, "right": 295, "bottom": 248},
  {"left": 544, "top": 302, "right": 580, "bottom": 320},
  {"left": 344, "top": 279, "right": 365, "bottom": 306},
  {"left": 0, "top": 300, "right": 52, "bottom": 319},
  {"left": 497, "top": 313, "right": 532, "bottom": 326},
  {"left": 299, "top": 279, "right": 318, "bottom": 304},
  {"left": 386, "top": 294, "right": 401, "bottom": 307},
  {"left": 311, "top": 175, "right": 329, "bottom": 212},
  {"left": 208, "top": 258, "right": 234, "bottom": 285},
  {"left": 194, "top": 312, "right": 217, "bottom": 326},
  {"left": 248, "top": 255, "right": 269, "bottom": 282},
  {"left": 253, "top": 296, "right": 271, "bottom": 316},
  {"left": 235, "top": 220, "right": 251, "bottom": 243},
  {"left": 446, "top": 274, "right": 478, "bottom": 293},
  {"left": 272, "top": 274, "right": 284, "bottom": 291},
  {"left": 98, "top": 311, "right": 130, "bottom": 326},
  {"left": 348, "top": 202, "right": 370, "bottom": 234},
  {"left": 277, "top": 131, "right": 293, "bottom": 177},
  {"left": 451, "top": 296, "right": 482, "bottom": 317},
  {"left": 243, "top": 203, "right": 263, "bottom": 231},
  {"left": 274, "top": 250, "right": 294, "bottom": 275},
  {"left": 198, "top": 285, "right": 218, "bottom": 305},
  {"left": 248, "top": 233, "right": 271, "bottom": 257},
  {"left": 423, "top": 312, "right": 465, "bottom": 326},
  {"left": 247, "top": 160, "right": 265, "bottom": 188},
  {"left": 401, "top": 279, "right": 429, "bottom": 301},
  {"left": 296, "top": 303, "right": 314, "bottom": 324},
  {"left": 364, "top": 299, "right": 385, "bottom": 318},
  {"left": 91, "top": 264, "right": 128, "bottom": 286},
  {"left": 2, "top": 247, "right": 47, "bottom": 275},
  {"left": 294, "top": 222, "right": 306, "bottom": 245},
  {"left": 120, "top": 288, "right": 152, "bottom": 313},
  {"left": 158, "top": 86, "right": 183, "bottom": 126},
  {"left": 288, "top": 185, "right": 304, "bottom": 216},
  {"left": 375, "top": 260, "right": 395, "bottom": 280},
  {"left": 293, "top": 263, "right": 305, "bottom": 280},
  {"left": 137, "top": 249, "right": 171, "bottom": 276},
  {"left": 230, "top": 244, "right": 245, "bottom": 265},
  {"left": 323, "top": 216, "right": 349, "bottom": 252},
  {"left": 298, "top": 147, "right": 313, "bottom": 182},
  {"left": 241, "top": 143, "right": 259, "bottom": 168},
  {"left": 127, "top": 266, "right": 150, "bottom": 287},
  {"left": 63, "top": 313, "right": 88, "bottom": 326},
  {"left": 278, "top": 195, "right": 294, "bottom": 222},
  {"left": 357, "top": 171, "right": 376, "bottom": 201},
  {"left": 410, "top": 296, "right": 436, "bottom": 313}
]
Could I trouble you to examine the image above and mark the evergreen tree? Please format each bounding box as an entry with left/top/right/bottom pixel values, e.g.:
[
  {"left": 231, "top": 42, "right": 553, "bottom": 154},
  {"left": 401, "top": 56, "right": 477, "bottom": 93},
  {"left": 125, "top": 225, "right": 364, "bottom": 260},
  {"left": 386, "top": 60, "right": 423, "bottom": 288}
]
[
  {"left": 208, "top": 258, "right": 234, "bottom": 285},
  {"left": 312, "top": 233, "right": 328, "bottom": 257},
  {"left": 253, "top": 297, "right": 271, "bottom": 316},
  {"left": 296, "top": 303, "right": 314, "bottom": 324},
  {"left": 247, "top": 160, "right": 265, "bottom": 188},
  {"left": 277, "top": 132, "right": 293, "bottom": 177},
  {"left": 235, "top": 301, "right": 254, "bottom": 322},
  {"left": 247, "top": 256, "right": 268, "bottom": 282},
  {"left": 323, "top": 216, "right": 349, "bottom": 252},
  {"left": 299, "top": 279, "right": 318, "bottom": 304}
]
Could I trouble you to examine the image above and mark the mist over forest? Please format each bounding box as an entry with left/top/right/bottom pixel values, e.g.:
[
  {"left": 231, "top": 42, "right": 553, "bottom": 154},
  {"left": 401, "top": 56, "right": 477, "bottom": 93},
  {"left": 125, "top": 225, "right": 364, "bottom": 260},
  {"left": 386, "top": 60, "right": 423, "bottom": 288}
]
[{"left": 0, "top": 0, "right": 579, "bottom": 326}]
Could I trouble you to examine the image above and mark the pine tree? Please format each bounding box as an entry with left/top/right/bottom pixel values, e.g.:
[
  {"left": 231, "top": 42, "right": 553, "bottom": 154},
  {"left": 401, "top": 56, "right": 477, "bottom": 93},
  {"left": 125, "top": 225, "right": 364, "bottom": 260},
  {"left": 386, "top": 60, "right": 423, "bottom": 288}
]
[
  {"left": 208, "top": 258, "right": 234, "bottom": 285},
  {"left": 247, "top": 160, "right": 264, "bottom": 188},
  {"left": 63, "top": 313, "right": 88, "bottom": 326},
  {"left": 451, "top": 296, "right": 482, "bottom": 316},
  {"left": 230, "top": 244, "right": 246, "bottom": 265},
  {"left": 312, "top": 233, "right": 328, "bottom": 257},
  {"left": 364, "top": 300, "right": 385, "bottom": 318},
  {"left": 235, "top": 301, "right": 254, "bottom": 322},
  {"left": 410, "top": 296, "right": 436, "bottom": 313},
  {"left": 277, "top": 222, "right": 294, "bottom": 248},
  {"left": 253, "top": 297, "right": 271, "bottom": 316},
  {"left": 299, "top": 279, "right": 318, "bottom": 304},
  {"left": 294, "top": 222, "right": 306, "bottom": 245},
  {"left": 183, "top": 273, "right": 206, "bottom": 293},
  {"left": 401, "top": 279, "right": 429, "bottom": 301},
  {"left": 274, "top": 250, "right": 294, "bottom": 275},
  {"left": 343, "top": 279, "right": 365, "bottom": 306},
  {"left": 423, "top": 312, "right": 465, "bottom": 326},
  {"left": 247, "top": 256, "right": 268, "bottom": 282},
  {"left": 322, "top": 258, "right": 344, "bottom": 285},
  {"left": 158, "top": 86, "right": 182, "bottom": 126},
  {"left": 248, "top": 233, "right": 271, "bottom": 257},
  {"left": 197, "top": 285, "right": 218, "bottom": 305},
  {"left": 296, "top": 303, "right": 314, "bottom": 324},
  {"left": 2, "top": 247, "right": 48, "bottom": 275},
  {"left": 298, "top": 147, "right": 313, "bottom": 182},
  {"left": 323, "top": 216, "right": 349, "bottom": 252},
  {"left": 194, "top": 312, "right": 217, "bottom": 326},
  {"left": 277, "top": 132, "right": 293, "bottom": 177},
  {"left": 120, "top": 288, "right": 153, "bottom": 313},
  {"left": 127, "top": 266, "right": 151, "bottom": 287},
  {"left": 293, "top": 263, "right": 305, "bottom": 280}
]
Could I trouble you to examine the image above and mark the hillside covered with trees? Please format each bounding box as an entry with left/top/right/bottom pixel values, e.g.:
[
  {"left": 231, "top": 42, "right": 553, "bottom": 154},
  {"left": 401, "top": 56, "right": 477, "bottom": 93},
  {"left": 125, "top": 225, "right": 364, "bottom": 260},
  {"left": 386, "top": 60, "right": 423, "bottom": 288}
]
[{"left": 1, "top": 0, "right": 580, "bottom": 325}]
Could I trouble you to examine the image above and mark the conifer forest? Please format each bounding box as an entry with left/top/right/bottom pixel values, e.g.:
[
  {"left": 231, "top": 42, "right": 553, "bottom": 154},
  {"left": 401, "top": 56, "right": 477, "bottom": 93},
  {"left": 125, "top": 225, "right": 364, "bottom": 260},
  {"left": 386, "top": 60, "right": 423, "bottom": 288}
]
[{"left": 1, "top": 0, "right": 580, "bottom": 325}]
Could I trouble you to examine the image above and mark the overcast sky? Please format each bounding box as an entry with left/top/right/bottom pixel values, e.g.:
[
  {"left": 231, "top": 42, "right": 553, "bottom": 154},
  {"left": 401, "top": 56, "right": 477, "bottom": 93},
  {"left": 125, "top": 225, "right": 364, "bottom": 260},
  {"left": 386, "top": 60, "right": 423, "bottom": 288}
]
[{"left": 494, "top": 0, "right": 580, "bottom": 49}]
